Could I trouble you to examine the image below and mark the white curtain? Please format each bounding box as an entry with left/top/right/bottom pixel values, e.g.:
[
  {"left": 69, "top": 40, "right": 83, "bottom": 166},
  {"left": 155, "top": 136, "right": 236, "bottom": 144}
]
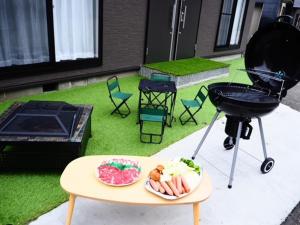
[
  {"left": 230, "top": 0, "right": 247, "bottom": 45},
  {"left": 53, "top": 0, "right": 98, "bottom": 62},
  {"left": 0, "top": 0, "right": 49, "bottom": 67}
]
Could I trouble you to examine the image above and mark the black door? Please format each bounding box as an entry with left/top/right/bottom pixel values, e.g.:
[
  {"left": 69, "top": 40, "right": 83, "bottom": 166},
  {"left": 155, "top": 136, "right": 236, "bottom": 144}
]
[
  {"left": 144, "top": 0, "right": 201, "bottom": 64},
  {"left": 144, "top": 0, "right": 178, "bottom": 64},
  {"left": 174, "top": 0, "right": 202, "bottom": 60}
]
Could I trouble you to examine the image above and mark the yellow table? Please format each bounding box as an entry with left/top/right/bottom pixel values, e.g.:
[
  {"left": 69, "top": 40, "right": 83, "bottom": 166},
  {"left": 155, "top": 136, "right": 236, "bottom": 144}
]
[{"left": 60, "top": 155, "right": 212, "bottom": 225}]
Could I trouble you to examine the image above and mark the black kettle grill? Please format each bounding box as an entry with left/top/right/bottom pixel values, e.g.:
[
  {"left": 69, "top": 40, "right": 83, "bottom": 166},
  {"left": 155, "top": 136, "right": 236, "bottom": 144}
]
[{"left": 192, "top": 20, "right": 300, "bottom": 188}]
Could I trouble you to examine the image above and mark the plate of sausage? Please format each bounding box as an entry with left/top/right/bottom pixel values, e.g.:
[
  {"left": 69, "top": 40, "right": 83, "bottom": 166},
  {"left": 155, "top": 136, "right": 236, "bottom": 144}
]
[{"left": 144, "top": 159, "right": 202, "bottom": 200}]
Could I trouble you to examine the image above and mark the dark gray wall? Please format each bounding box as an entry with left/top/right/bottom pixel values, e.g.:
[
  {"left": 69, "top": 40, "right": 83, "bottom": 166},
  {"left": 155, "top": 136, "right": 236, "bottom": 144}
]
[
  {"left": 1, "top": 0, "right": 263, "bottom": 91},
  {"left": 0, "top": 0, "right": 148, "bottom": 91},
  {"left": 258, "top": 0, "right": 281, "bottom": 28},
  {"left": 195, "top": 0, "right": 256, "bottom": 58}
]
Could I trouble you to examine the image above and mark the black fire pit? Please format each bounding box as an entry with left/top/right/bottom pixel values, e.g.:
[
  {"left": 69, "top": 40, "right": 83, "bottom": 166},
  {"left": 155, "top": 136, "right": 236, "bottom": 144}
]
[
  {"left": 0, "top": 101, "right": 93, "bottom": 170},
  {"left": 192, "top": 20, "right": 300, "bottom": 188}
]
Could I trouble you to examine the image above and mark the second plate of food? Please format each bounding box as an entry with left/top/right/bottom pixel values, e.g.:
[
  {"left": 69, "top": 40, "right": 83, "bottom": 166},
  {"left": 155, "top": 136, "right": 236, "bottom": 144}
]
[{"left": 145, "top": 158, "right": 203, "bottom": 200}]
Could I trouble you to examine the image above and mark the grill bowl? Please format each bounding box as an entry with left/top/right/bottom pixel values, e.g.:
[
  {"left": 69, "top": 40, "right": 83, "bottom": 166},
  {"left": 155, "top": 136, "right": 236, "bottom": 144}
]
[{"left": 208, "top": 83, "right": 280, "bottom": 118}]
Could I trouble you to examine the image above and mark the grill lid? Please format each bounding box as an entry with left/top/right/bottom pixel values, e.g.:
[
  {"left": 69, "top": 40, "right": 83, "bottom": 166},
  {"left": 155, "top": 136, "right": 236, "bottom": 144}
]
[{"left": 245, "top": 22, "right": 300, "bottom": 93}]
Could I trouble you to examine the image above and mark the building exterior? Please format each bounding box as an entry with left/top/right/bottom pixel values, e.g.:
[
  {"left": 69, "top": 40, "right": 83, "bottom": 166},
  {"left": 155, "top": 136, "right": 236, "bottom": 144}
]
[
  {"left": 291, "top": 0, "right": 300, "bottom": 28},
  {"left": 0, "top": 0, "right": 282, "bottom": 98},
  {"left": 257, "top": 0, "right": 281, "bottom": 27}
]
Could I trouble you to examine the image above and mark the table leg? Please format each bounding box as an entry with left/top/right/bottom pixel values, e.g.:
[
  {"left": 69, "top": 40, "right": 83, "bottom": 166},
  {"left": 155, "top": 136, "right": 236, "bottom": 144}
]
[
  {"left": 136, "top": 90, "right": 142, "bottom": 124},
  {"left": 65, "top": 194, "right": 76, "bottom": 225},
  {"left": 193, "top": 202, "right": 200, "bottom": 225},
  {"left": 169, "top": 92, "right": 176, "bottom": 127}
]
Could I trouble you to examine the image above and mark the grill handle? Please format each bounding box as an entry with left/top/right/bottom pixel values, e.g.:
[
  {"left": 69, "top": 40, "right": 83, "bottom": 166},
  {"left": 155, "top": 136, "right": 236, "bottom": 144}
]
[
  {"left": 213, "top": 89, "right": 223, "bottom": 105},
  {"left": 241, "top": 123, "right": 253, "bottom": 140},
  {"left": 276, "top": 15, "right": 294, "bottom": 24},
  {"left": 239, "top": 68, "right": 286, "bottom": 100}
]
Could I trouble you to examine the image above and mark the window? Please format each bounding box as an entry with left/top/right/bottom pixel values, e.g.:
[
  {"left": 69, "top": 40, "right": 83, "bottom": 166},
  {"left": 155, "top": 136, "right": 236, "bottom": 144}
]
[
  {"left": 294, "top": 14, "right": 300, "bottom": 29},
  {"left": 53, "top": 0, "right": 99, "bottom": 62},
  {"left": 0, "top": 0, "right": 50, "bottom": 67},
  {"left": 0, "top": 0, "right": 101, "bottom": 71},
  {"left": 215, "top": 0, "right": 248, "bottom": 50}
]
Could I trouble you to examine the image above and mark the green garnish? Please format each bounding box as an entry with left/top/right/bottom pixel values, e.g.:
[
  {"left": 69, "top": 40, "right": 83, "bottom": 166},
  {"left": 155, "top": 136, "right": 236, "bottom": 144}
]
[
  {"left": 107, "top": 162, "right": 141, "bottom": 172},
  {"left": 180, "top": 158, "right": 201, "bottom": 175}
]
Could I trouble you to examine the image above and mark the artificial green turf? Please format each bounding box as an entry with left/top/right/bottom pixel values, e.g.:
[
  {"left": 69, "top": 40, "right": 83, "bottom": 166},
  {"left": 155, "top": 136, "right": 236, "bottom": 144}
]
[
  {"left": 0, "top": 58, "right": 250, "bottom": 225},
  {"left": 144, "top": 57, "right": 229, "bottom": 76}
]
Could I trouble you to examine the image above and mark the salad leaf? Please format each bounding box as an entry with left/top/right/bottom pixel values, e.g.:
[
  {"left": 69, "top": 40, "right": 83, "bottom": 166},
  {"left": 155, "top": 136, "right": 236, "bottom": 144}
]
[{"left": 180, "top": 158, "right": 201, "bottom": 175}]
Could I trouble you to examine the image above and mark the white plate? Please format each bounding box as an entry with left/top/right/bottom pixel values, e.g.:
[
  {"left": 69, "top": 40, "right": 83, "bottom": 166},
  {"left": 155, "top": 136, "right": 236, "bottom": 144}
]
[{"left": 145, "top": 171, "right": 203, "bottom": 200}]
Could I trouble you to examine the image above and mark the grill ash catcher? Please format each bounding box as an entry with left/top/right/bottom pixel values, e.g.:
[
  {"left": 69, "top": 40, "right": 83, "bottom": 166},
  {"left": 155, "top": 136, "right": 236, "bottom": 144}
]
[{"left": 192, "top": 20, "right": 300, "bottom": 188}]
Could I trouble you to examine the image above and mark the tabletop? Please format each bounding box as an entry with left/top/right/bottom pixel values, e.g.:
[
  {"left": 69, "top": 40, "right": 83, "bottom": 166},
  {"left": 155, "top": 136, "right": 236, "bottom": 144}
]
[
  {"left": 60, "top": 155, "right": 212, "bottom": 205},
  {"left": 139, "top": 79, "right": 177, "bottom": 93}
]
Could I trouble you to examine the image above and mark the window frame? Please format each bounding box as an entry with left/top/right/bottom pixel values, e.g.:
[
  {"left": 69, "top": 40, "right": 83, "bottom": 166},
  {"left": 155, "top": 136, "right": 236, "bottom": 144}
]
[
  {"left": 214, "top": 0, "right": 249, "bottom": 51},
  {"left": 294, "top": 13, "right": 300, "bottom": 29},
  {"left": 0, "top": 0, "right": 103, "bottom": 77}
]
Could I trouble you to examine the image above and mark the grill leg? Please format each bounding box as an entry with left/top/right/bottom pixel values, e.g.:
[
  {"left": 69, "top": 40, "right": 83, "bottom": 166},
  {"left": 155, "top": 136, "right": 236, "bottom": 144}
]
[
  {"left": 192, "top": 111, "right": 221, "bottom": 160},
  {"left": 258, "top": 117, "right": 268, "bottom": 159},
  {"left": 228, "top": 121, "right": 243, "bottom": 189}
]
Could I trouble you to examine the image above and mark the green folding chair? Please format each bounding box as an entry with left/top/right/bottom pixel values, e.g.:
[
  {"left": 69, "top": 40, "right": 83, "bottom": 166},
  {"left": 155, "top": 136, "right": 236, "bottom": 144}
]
[
  {"left": 107, "top": 76, "right": 133, "bottom": 118},
  {"left": 150, "top": 73, "right": 171, "bottom": 82},
  {"left": 149, "top": 73, "right": 172, "bottom": 107},
  {"left": 139, "top": 105, "right": 168, "bottom": 144},
  {"left": 179, "top": 86, "right": 208, "bottom": 125}
]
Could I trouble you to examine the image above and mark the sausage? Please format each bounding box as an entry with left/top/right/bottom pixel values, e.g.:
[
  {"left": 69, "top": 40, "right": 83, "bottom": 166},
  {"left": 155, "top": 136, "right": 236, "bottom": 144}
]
[
  {"left": 172, "top": 176, "right": 177, "bottom": 188},
  {"left": 181, "top": 176, "right": 190, "bottom": 193},
  {"left": 155, "top": 181, "right": 165, "bottom": 193},
  {"left": 176, "top": 176, "right": 183, "bottom": 194},
  {"left": 159, "top": 184, "right": 165, "bottom": 194},
  {"left": 167, "top": 181, "right": 180, "bottom": 197},
  {"left": 160, "top": 181, "right": 173, "bottom": 196},
  {"left": 149, "top": 179, "right": 159, "bottom": 192},
  {"left": 154, "top": 181, "right": 166, "bottom": 194}
]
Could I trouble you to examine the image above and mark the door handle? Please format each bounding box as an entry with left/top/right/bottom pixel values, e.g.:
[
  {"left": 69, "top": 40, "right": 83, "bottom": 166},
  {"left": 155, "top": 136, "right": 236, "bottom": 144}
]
[
  {"left": 170, "top": 0, "right": 177, "bottom": 32},
  {"left": 182, "top": 6, "right": 187, "bottom": 29}
]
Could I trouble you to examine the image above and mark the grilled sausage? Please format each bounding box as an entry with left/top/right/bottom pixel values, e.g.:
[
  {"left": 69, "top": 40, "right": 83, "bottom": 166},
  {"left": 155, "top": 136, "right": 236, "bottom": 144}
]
[
  {"left": 160, "top": 181, "right": 173, "bottom": 196},
  {"left": 172, "top": 176, "right": 177, "bottom": 188},
  {"left": 150, "top": 179, "right": 160, "bottom": 192},
  {"left": 167, "top": 181, "right": 180, "bottom": 197},
  {"left": 181, "top": 176, "right": 190, "bottom": 193},
  {"left": 176, "top": 176, "right": 183, "bottom": 194},
  {"left": 159, "top": 184, "right": 165, "bottom": 194}
]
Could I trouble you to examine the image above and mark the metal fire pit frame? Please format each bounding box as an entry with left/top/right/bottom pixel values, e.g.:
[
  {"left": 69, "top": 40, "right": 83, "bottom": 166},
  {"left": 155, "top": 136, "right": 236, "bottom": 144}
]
[{"left": 0, "top": 102, "right": 93, "bottom": 171}]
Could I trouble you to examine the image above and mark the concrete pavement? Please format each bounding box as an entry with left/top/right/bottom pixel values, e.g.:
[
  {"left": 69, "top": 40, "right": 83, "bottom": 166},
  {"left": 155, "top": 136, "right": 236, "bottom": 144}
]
[
  {"left": 280, "top": 83, "right": 300, "bottom": 225},
  {"left": 30, "top": 104, "right": 300, "bottom": 225},
  {"left": 282, "top": 83, "right": 300, "bottom": 112}
]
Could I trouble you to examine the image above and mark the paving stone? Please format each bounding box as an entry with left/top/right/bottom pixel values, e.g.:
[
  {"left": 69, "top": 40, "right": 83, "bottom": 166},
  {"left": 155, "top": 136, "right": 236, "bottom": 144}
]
[
  {"left": 30, "top": 104, "right": 300, "bottom": 225},
  {"left": 281, "top": 83, "right": 300, "bottom": 225}
]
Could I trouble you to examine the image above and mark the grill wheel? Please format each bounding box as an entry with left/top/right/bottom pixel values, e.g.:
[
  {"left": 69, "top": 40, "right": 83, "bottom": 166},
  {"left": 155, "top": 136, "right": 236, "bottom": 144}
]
[
  {"left": 260, "top": 158, "right": 275, "bottom": 174},
  {"left": 223, "top": 136, "right": 236, "bottom": 150}
]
